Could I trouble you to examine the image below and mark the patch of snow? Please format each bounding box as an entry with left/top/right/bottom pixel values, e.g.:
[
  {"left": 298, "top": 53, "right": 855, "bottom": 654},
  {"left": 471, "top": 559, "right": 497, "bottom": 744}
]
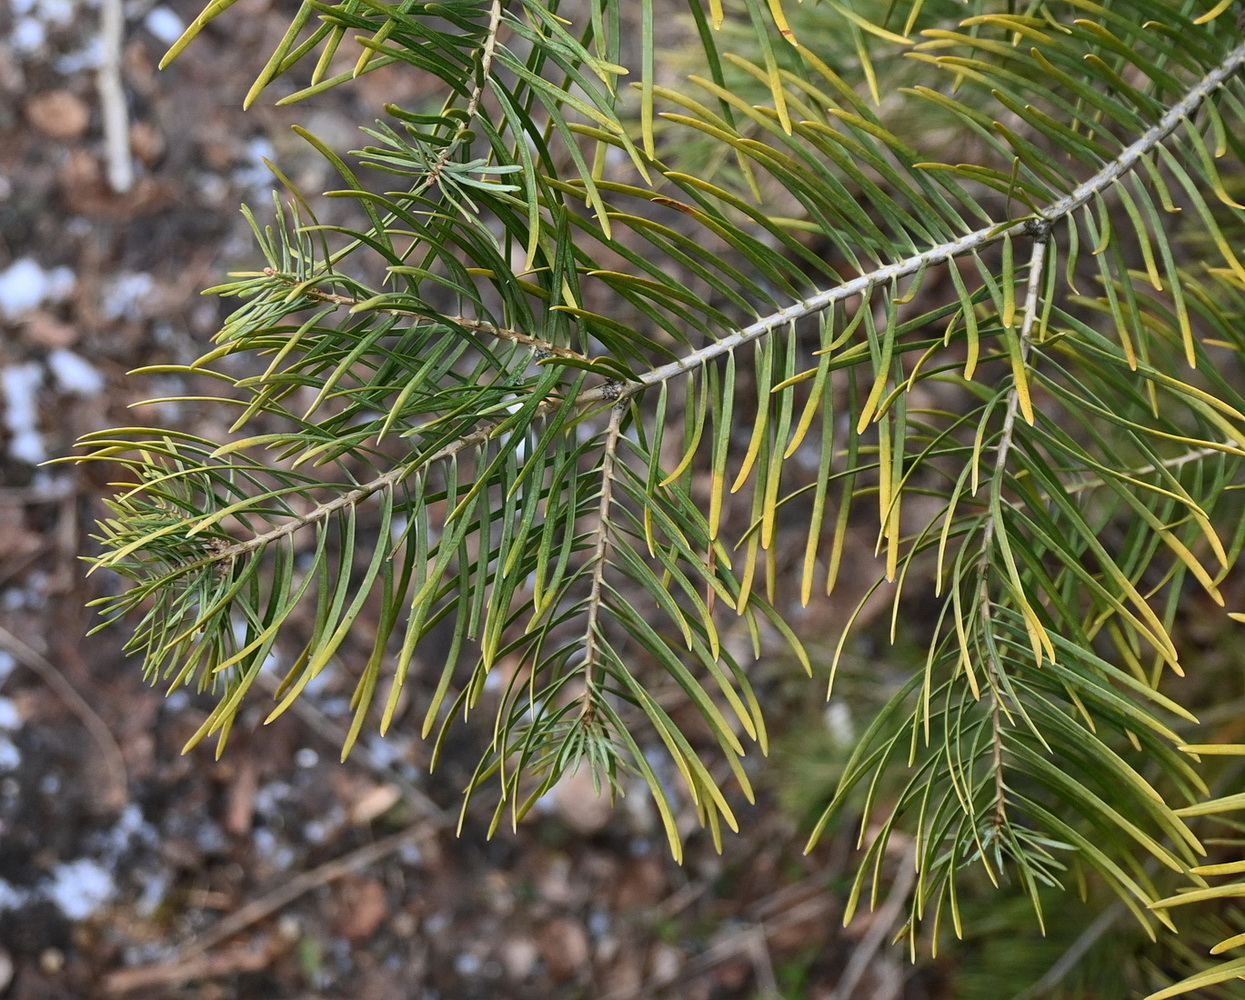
[
  {"left": 0, "top": 881, "right": 31, "bottom": 911},
  {"left": 294, "top": 747, "right": 319, "bottom": 768},
  {"left": 0, "top": 802, "right": 164, "bottom": 925},
  {"left": 31, "top": 469, "right": 62, "bottom": 492},
  {"left": 100, "top": 271, "right": 154, "bottom": 321},
  {"left": 0, "top": 258, "right": 75, "bottom": 320},
  {"left": 55, "top": 38, "right": 104, "bottom": 74},
  {"left": 317, "top": 696, "right": 351, "bottom": 717},
  {"left": 364, "top": 733, "right": 410, "bottom": 769},
  {"left": 252, "top": 827, "right": 295, "bottom": 870},
  {"left": 112, "top": 803, "right": 146, "bottom": 838},
  {"left": 47, "top": 349, "right": 104, "bottom": 395},
  {"left": 235, "top": 137, "right": 277, "bottom": 198},
  {"left": 12, "top": 18, "right": 46, "bottom": 52},
  {"left": 0, "top": 698, "right": 20, "bottom": 730},
  {"left": 2, "top": 362, "right": 46, "bottom": 464},
  {"left": 8, "top": 0, "right": 80, "bottom": 50},
  {"left": 143, "top": 6, "right": 183, "bottom": 44},
  {"left": 45, "top": 858, "right": 115, "bottom": 919},
  {"left": 252, "top": 827, "right": 277, "bottom": 854},
  {"left": 194, "top": 172, "right": 230, "bottom": 205},
  {"left": 193, "top": 821, "right": 228, "bottom": 854},
  {"left": 96, "top": 803, "right": 159, "bottom": 855},
  {"left": 0, "top": 737, "right": 20, "bottom": 770},
  {"left": 253, "top": 780, "right": 293, "bottom": 816},
  {"left": 35, "top": 0, "right": 74, "bottom": 23},
  {"left": 0, "top": 651, "right": 14, "bottom": 686},
  {"left": 302, "top": 819, "right": 329, "bottom": 844}
]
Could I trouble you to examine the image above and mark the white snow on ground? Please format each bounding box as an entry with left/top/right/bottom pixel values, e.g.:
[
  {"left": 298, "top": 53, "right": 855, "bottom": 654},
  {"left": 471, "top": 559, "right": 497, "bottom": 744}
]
[
  {"left": 0, "top": 805, "right": 161, "bottom": 919},
  {"left": 143, "top": 6, "right": 184, "bottom": 45},
  {"left": 12, "top": 19, "right": 46, "bottom": 52},
  {"left": 235, "top": 137, "right": 277, "bottom": 199},
  {"left": 0, "top": 258, "right": 75, "bottom": 320},
  {"left": 100, "top": 271, "right": 155, "bottom": 321},
  {"left": 1, "top": 362, "right": 46, "bottom": 464},
  {"left": 0, "top": 882, "right": 29, "bottom": 911},
  {"left": 55, "top": 37, "right": 104, "bottom": 74},
  {"left": 10, "top": 0, "right": 92, "bottom": 55},
  {"left": 0, "top": 738, "right": 19, "bottom": 770},
  {"left": 45, "top": 858, "right": 115, "bottom": 920},
  {"left": 47, "top": 348, "right": 105, "bottom": 395},
  {"left": 0, "top": 348, "right": 100, "bottom": 463},
  {"left": 0, "top": 698, "right": 20, "bottom": 730}
]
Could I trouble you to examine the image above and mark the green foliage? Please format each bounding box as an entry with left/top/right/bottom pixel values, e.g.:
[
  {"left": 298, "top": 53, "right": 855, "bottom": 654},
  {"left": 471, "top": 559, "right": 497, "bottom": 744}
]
[{"left": 78, "top": 0, "right": 1245, "bottom": 994}]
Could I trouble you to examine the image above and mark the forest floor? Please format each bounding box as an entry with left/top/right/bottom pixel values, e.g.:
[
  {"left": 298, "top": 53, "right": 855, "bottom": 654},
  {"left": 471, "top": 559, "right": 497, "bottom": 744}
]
[{"left": 0, "top": 1, "right": 953, "bottom": 997}]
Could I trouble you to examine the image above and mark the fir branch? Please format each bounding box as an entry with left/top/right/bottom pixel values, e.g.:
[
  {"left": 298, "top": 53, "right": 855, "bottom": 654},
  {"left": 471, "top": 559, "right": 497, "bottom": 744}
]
[
  {"left": 969, "top": 232, "right": 1052, "bottom": 839},
  {"left": 579, "top": 399, "right": 626, "bottom": 717},
  {"left": 215, "top": 31, "right": 1245, "bottom": 608},
  {"left": 577, "top": 38, "right": 1245, "bottom": 404},
  {"left": 420, "top": 0, "right": 502, "bottom": 195},
  {"left": 260, "top": 267, "right": 590, "bottom": 361},
  {"left": 81, "top": 6, "right": 1245, "bottom": 981}
]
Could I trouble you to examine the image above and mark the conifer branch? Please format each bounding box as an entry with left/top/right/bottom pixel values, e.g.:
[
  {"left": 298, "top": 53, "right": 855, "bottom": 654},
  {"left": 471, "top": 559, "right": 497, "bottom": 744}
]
[
  {"left": 579, "top": 400, "right": 626, "bottom": 717},
  {"left": 587, "top": 38, "right": 1245, "bottom": 403},
  {"left": 260, "top": 268, "right": 590, "bottom": 361},
  {"left": 80, "top": 6, "right": 1245, "bottom": 981},
  {"left": 419, "top": 0, "right": 503, "bottom": 195}
]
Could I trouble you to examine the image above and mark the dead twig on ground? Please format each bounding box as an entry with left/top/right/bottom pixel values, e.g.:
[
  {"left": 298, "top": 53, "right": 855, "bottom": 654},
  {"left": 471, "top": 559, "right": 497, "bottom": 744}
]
[
  {"left": 102, "top": 942, "right": 273, "bottom": 994},
  {"left": 104, "top": 822, "right": 434, "bottom": 994},
  {"left": 0, "top": 625, "right": 127, "bottom": 809},
  {"left": 828, "top": 847, "right": 917, "bottom": 1000},
  {"left": 602, "top": 891, "right": 837, "bottom": 1000}
]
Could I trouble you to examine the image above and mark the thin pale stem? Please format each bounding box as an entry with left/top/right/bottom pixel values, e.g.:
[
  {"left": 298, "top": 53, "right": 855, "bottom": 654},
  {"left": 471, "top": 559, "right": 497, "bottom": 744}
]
[
  {"left": 261, "top": 269, "right": 589, "bottom": 361},
  {"left": 1063, "top": 445, "right": 1226, "bottom": 496},
  {"left": 993, "top": 233, "right": 1049, "bottom": 464},
  {"left": 98, "top": 0, "right": 132, "bottom": 192},
  {"left": 973, "top": 234, "right": 1050, "bottom": 835},
  {"left": 579, "top": 400, "right": 626, "bottom": 716},
  {"left": 326, "top": 0, "right": 505, "bottom": 268},
  {"left": 418, "top": 0, "right": 502, "bottom": 195},
  {"left": 978, "top": 588, "right": 1010, "bottom": 833},
  {"left": 203, "top": 411, "right": 510, "bottom": 565}
]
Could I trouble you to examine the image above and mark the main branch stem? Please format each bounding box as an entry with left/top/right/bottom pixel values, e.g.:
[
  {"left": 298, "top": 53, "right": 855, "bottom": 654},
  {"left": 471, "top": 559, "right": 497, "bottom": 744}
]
[{"left": 151, "top": 40, "right": 1245, "bottom": 584}]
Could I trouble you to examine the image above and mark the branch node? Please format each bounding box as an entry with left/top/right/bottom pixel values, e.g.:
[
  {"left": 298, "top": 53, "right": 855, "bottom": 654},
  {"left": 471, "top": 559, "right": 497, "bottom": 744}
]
[{"left": 1022, "top": 216, "right": 1053, "bottom": 242}]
